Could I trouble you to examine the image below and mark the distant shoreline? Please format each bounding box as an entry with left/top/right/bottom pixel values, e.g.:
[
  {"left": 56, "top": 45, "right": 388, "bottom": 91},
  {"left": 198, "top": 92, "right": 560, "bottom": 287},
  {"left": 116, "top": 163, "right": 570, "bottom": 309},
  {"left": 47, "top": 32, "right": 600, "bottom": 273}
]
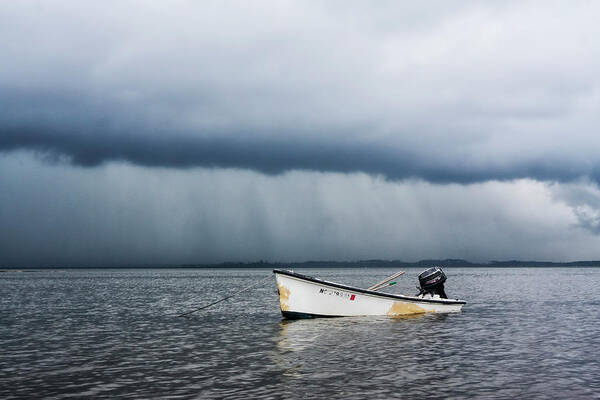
[{"left": 2, "top": 259, "right": 600, "bottom": 270}]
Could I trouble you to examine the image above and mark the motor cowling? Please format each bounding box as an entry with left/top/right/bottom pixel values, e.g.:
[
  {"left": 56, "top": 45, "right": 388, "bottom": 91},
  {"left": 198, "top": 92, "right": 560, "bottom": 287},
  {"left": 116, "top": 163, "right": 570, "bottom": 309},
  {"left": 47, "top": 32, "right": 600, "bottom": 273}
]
[{"left": 418, "top": 267, "right": 448, "bottom": 298}]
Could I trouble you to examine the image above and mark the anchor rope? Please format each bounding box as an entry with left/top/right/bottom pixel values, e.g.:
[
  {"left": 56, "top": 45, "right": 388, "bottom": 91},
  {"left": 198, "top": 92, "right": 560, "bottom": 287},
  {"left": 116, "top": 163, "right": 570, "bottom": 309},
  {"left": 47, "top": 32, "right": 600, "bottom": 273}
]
[{"left": 177, "top": 275, "right": 272, "bottom": 317}]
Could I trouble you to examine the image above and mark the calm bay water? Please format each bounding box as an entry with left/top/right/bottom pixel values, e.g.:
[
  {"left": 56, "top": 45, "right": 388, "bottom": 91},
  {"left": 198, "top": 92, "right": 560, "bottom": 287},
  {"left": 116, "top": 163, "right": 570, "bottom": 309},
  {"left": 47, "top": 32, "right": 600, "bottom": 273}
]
[{"left": 1, "top": 267, "right": 599, "bottom": 399}]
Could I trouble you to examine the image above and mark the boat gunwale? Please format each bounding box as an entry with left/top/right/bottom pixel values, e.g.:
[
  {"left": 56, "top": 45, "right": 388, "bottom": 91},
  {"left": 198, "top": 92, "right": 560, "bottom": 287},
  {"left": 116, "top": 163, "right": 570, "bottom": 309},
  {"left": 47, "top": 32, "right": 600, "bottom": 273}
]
[{"left": 273, "top": 269, "right": 466, "bottom": 305}]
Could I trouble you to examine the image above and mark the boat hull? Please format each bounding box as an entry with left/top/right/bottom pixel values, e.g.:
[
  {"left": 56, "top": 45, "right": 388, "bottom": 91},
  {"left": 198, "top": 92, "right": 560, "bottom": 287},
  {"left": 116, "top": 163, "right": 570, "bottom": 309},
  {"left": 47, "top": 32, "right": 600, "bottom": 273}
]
[{"left": 274, "top": 269, "right": 465, "bottom": 318}]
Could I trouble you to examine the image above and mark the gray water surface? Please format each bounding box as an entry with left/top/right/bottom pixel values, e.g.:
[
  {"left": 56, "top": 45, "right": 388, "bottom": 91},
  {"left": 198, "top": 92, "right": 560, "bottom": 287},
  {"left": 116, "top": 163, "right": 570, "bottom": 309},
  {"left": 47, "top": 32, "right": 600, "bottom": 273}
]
[{"left": 1, "top": 268, "right": 599, "bottom": 399}]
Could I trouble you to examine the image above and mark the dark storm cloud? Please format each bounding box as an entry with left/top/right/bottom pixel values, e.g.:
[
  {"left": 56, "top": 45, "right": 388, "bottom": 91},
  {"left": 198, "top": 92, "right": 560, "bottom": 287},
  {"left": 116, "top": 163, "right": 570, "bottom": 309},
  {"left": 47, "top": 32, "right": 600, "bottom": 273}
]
[
  {"left": 0, "top": 113, "right": 593, "bottom": 184},
  {"left": 1, "top": 122, "right": 592, "bottom": 184},
  {"left": 2, "top": 1, "right": 600, "bottom": 185}
]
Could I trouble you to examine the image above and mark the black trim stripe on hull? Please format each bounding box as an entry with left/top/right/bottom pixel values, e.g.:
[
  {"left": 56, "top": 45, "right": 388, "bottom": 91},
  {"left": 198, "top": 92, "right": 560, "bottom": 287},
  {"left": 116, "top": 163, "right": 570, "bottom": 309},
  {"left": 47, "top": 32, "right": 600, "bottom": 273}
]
[
  {"left": 281, "top": 311, "right": 343, "bottom": 319},
  {"left": 273, "top": 269, "right": 466, "bottom": 305}
]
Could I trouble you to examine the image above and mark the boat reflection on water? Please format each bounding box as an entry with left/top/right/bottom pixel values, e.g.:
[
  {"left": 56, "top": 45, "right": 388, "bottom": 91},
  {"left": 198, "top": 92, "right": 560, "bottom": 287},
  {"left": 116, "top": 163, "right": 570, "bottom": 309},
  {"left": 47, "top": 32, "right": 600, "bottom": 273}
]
[
  {"left": 276, "top": 314, "right": 446, "bottom": 350},
  {"left": 273, "top": 317, "right": 364, "bottom": 377},
  {"left": 272, "top": 313, "right": 449, "bottom": 379}
]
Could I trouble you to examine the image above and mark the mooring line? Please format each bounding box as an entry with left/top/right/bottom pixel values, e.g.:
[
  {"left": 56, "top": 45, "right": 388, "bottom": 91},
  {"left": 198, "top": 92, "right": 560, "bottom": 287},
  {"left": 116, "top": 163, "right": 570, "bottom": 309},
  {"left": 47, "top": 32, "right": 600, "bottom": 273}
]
[{"left": 177, "top": 275, "right": 272, "bottom": 317}]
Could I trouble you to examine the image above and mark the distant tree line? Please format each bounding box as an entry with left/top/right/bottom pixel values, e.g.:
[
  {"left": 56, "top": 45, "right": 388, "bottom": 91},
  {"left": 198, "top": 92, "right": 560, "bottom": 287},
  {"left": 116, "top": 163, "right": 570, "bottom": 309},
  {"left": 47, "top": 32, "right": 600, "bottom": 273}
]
[
  {"left": 5, "top": 258, "right": 600, "bottom": 269},
  {"left": 180, "top": 259, "right": 600, "bottom": 269}
]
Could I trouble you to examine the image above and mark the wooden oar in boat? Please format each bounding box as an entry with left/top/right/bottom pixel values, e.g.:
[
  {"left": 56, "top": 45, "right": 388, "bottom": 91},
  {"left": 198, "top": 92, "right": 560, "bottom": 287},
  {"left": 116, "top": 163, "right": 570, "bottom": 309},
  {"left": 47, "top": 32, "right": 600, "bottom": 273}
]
[{"left": 367, "top": 271, "right": 405, "bottom": 291}]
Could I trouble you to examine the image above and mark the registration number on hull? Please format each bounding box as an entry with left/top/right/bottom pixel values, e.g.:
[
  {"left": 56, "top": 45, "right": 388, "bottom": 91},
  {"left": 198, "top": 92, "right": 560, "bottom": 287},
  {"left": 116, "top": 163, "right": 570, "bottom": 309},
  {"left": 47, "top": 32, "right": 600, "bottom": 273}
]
[{"left": 318, "top": 287, "right": 356, "bottom": 301}]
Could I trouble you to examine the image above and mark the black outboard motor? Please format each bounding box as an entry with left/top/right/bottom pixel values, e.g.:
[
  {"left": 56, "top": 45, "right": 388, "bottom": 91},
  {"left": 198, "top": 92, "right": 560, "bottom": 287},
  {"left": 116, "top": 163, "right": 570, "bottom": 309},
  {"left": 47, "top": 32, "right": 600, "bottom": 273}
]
[{"left": 417, "top": 267, "right": 448, "bottom": 298}]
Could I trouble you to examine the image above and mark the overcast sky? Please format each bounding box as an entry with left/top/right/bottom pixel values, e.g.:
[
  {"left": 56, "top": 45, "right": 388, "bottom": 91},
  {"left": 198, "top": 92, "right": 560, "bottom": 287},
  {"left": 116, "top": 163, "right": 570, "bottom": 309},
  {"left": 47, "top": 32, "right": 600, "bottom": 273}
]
[{"left": 2, "top": 1, "right": 600, "bottom": 266}]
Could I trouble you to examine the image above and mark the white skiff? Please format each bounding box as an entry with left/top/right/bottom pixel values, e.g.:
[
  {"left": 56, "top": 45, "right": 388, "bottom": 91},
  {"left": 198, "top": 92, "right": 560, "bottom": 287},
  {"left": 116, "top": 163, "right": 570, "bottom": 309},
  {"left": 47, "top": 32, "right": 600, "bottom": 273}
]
[{"left": 273, "top": 269, "right": 466, "bottom": 319}]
